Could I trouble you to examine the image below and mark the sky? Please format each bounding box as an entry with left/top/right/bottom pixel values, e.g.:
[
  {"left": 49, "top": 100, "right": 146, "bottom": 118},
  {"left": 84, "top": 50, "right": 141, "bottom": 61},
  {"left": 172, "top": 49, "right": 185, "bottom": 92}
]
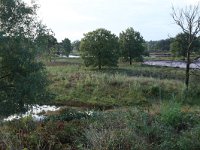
[{"left": 35, "top": 0, "right": 200, "bottom": 42}]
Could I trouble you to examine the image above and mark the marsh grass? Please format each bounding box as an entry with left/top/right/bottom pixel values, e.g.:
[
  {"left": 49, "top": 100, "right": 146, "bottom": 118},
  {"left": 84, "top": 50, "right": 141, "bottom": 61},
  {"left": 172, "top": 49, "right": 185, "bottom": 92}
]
[
  {"left": 47, "top": 61, "right": 186, "bottom": 108},
  {"left": 1, "top": 58, "right": 200, "bottom": 149},
  {"left": 44, "top": 58, "right": 200, "bottom": 110}
]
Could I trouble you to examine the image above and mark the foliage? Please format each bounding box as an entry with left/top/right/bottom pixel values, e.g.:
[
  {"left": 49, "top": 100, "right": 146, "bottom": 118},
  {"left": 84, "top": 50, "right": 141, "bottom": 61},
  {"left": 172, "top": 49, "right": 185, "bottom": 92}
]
[
  {"left": 60, "top": 38, "right": 72, "bottom": 56},
  {"left": 1, "top": 105, "right": 200, "bottom": 150},
  {"left": 119, "top": 27, "right": 145, "bottom": 65},
  {"left": 71, "top": 40, "right": 81, "bottom": 51},
  {"left": 35, "top": 27, "right": 57, "bottom": 62},
  {"left": 170, "top": 33, "right": 200, "bottom": 58},
  {"left": 80, "top": 28, "right": 119, "bottom": 69},
  {"left": 147, "top": 38, "right": 172, "bottom": 51},
  {"left": 0, "top": 0, "right": 49, "bottom": 116},
  {"left": 160, "top": 102, "right": 182, "bottom": 126}
]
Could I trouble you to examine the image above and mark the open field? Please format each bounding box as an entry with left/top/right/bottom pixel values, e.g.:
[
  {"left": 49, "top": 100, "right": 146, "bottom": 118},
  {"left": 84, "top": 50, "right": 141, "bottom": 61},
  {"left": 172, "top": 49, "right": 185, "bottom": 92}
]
[
  {"left": 1, "top": 57, "right": 200, "bottom": 149},
  {"left": 47, "top": 58, "right": 200, "bottom": 106}
]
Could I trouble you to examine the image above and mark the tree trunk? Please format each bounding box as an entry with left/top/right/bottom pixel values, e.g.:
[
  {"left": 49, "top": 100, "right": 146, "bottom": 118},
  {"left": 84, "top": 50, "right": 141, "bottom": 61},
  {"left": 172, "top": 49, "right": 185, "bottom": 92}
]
[
  {"left": 185, "top": 42, "right": 191, "bottom": 91},
  {"left": 185, "top": 28, "right": 192, "bottom": 91},
  {"left": 185, "top": 52, "right": 190, "bottom": 90},
  {"left": 19, "top": 100, "right": 25, "bottom": 113},
  {"left": 129, "top": 56, "right": 132, "bottom": 65},
  {"left": 98, "top": 52, "right": 102, "bottom": 70},
  {"left": 98, "top": 64, "right": 101, "bottom": 70},
  {"left": 129, "top": 47, "right": 132, "bottom": 65}
]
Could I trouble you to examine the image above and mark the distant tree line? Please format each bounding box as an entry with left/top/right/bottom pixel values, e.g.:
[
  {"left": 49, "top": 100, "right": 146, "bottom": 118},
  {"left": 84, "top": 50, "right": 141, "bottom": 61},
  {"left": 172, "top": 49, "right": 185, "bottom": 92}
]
[
  {"left": 35, "top": 28, "right": 80, "bottom": 61},
  {"left": 146, "top": 35, "right": 200, "bottom": 57},
  {"left": 147, "top": 38, "right": 173, "bottom": 51}
]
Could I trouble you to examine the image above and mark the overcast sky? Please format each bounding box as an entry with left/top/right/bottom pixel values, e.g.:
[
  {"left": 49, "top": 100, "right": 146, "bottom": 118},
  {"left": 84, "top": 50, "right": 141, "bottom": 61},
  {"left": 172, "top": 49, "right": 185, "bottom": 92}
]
[{"left": 36, "top": 0, "right": 200, "bottom": 42}]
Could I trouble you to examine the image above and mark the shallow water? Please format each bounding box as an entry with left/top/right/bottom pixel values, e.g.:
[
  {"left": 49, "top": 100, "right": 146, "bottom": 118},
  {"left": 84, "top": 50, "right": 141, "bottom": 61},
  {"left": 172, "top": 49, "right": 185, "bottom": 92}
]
[
  {"left": 143, "top": 60, "right": 200, "bottom": 69},
  {"left": 4, "top": 105, "right": 60, "bottom": 121}
]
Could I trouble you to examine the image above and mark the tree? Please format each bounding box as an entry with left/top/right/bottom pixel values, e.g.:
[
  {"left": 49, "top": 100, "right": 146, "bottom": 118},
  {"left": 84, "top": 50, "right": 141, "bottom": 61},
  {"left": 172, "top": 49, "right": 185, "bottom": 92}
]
[
  {"left": 80, "top": 28, "right": 119, "bottom": 69},
  {"left": 119, "top": 27, "right": 145, "bottom": 65},
  {"left": 60, "top": 38, "right": 72, "bottom": 56},
  {"left": 0, "top": 0, "right": 49, "bottom": 116},
  {"left": 35, "top": 27, "right": 57, "bottom": 62},
  {"left": 172, "top": 4, "right": 200, "bottom": 90},
  {"left": 45, "top": 34, "right": 57, "bottom": 61},
  {"left": 72, "top": 40, "right": 81, "bottom": 51},
  {"left": 170, "top": 33, "right": 200, "bottom": 58},
  {"left": 170, "top": 33, "right": 188, "bottom": 58}
]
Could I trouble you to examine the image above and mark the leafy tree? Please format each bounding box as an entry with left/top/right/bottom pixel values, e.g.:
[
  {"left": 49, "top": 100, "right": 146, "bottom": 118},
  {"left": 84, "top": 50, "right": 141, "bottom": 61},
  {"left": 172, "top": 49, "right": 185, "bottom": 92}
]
[
  {"left": 170, "top": 33, "right": 200, "bottom": 59},
  {"left": 45, "top": 34, "right": 57, "bottom": 61},
  {"left": 170, "top": 33, "right": 188, "bottom": 58},
  {"left": 60, "top": 38, "right": 72, "bottom": 56},
  {"left": 80, "top": 28, "right": 119, "bottom": 69},
  {"left": 119, "top": 27, "right": 145, "bottom": 65},
  {"left": 35, "top": 27, "right": 57, "bottom": 62},
  {"left": 0, "top": 0, "right": 49, "bottom": 116},
  {"left": 72, "top": 40, "right": 81, "bottom": 51}
]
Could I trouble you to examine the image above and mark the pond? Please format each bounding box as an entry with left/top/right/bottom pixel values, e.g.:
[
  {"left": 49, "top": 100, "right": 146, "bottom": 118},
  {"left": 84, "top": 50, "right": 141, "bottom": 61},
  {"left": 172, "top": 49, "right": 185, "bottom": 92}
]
[
  {"left": 4, "top": 105, "right": 60, "bottom": 122},
  {"left": 143, "top": 60, "right": 200, "bottom": 69}
]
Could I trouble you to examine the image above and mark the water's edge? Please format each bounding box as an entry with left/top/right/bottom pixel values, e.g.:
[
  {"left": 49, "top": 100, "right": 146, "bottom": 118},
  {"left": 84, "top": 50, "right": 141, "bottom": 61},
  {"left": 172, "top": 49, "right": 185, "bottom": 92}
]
[{"left": 3, "top": 105, "right": 60, "bottom": 122}]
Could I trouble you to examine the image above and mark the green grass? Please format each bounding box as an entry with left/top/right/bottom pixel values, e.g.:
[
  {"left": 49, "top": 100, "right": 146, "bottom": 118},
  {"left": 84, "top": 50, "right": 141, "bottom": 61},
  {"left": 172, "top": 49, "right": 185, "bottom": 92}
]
[
  {"left": 46, "top": 58, "right": 200, "bottom": 108},
  {"left": 1, "top": 57, "right": 200, "bottom": 149}
]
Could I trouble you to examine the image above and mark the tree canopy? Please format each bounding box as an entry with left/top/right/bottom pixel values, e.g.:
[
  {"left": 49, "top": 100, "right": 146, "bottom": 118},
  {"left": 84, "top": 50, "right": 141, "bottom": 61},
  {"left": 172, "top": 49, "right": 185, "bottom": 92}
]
[
  {"left": 34, "top": 26, "right": 58, "bottom": 61},
  {"left": 60, "top": 38, "right": 72, "bottom": 56},
  {"left": 0, "top": 0, "right": 49, "bottom": 116},
  {"left": 80, "top": 28, "right": 119, "bottom": 69},
  {"left": 119, "top": 27, "right": 145, "bottom": 65},
  {"left": 72, "top": 40, "right": 81, "bottom": 51},
  {"left": 170, "top": 33, "right": 200, "bottom": 58}
]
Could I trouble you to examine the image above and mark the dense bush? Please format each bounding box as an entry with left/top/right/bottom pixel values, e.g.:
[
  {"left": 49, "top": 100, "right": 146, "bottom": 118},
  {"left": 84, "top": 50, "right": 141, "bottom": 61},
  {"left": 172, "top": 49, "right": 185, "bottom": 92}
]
[{"left": 1, "top": 104, "right": 200, "bottom": 149}]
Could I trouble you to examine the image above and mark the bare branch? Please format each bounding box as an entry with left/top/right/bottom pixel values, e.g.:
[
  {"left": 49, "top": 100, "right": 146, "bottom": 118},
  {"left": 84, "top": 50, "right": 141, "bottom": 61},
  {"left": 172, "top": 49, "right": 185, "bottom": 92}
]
[
  {"left": 171, "top": 4, "right": 200, "bottom": 89},
  {"left": 0, "top": 73, "right": 11, "bottom": 80}
]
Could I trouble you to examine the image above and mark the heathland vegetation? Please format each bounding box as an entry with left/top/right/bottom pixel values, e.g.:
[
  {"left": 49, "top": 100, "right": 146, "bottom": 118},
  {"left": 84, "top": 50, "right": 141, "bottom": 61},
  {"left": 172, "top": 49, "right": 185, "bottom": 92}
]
[{"left": 0, "top": 0, "right": 200, "bottom": 150}]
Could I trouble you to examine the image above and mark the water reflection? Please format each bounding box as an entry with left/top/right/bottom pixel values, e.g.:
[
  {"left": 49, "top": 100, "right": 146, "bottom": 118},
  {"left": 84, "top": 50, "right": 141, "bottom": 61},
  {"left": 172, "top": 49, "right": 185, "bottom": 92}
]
[
  {"left": 4, "top": 105, "right": 60, "bottom": 121},
  {"left": 144, "top": 60, "right": 200, "bottom": 69}
]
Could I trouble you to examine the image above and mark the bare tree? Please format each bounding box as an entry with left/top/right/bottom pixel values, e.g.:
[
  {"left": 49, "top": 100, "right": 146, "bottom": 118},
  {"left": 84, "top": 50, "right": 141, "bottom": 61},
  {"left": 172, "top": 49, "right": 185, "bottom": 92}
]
[{"left": 171, "top": 4, "right": 200, "bottom": 90}]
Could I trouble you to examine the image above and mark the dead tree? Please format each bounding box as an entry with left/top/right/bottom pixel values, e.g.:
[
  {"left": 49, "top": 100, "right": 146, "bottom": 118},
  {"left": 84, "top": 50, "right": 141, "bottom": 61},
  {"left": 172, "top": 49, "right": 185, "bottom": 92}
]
[{"left": 171, "top": 4, "right": 200, "bottom": 90}]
